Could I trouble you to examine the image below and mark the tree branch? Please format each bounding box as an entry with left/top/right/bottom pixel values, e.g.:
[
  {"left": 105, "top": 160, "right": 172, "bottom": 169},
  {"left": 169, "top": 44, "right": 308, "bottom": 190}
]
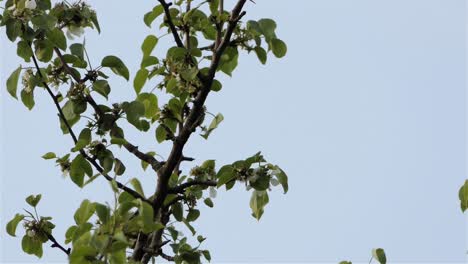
[
  {"left": 53, "top": 47, "right": 81, "bottom": 83},
  {"left": 152, "top": 0, "right": 247, "bottom": 212},
  {"left": 53, "top": 48, "right": 164, "bottom": 173},
  {"left": 31, "top": 47, "right": 149, "bottom": 203},
  {"left": 159, "top": 251, "right": 175, "bottom": 261},
  {"left": 123, "top": 142, "right": 164, "bottom": 171},
  {"left": 215, "top": 0, "right": 224, "bottom": 49},
  {"left": 140, "top": 208, "right": 171, "bottom": 263},
  {"left": 45, "top": 232, "right": 70, "bottom": 256},
  {"left": 141, "top": 2, "right": 248, "bottom": 263},
  {"left": 168, "top": 180, "right": 216, "bottom": 194},
  {"left": 163, "top": 195, "right": 186, "bottom": 209},
  {"left": 158, "top": 0, "right": 184, "bottom": 48}
]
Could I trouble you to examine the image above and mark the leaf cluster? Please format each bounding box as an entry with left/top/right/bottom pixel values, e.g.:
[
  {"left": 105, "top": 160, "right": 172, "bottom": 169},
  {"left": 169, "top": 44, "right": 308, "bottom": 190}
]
[{"left": 2, "top": 0, "right": 289, "bottom": 263}]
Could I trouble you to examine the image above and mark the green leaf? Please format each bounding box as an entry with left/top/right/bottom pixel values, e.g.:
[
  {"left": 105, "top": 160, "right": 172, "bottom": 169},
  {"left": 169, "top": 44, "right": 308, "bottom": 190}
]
[
  {"left": 134, "top": 68, "right": 149, "bottom": 94},
  {"left": 22, "top": 235, "right": 43, "bottom": 258},
  {"left": 34, "top": 39, "right": 54, "bottom": 62},
  {"left": 36, "top": 0, "right": 52, "bottom": 10},
  {"left": 209, "top": 0, "right": 219, "bottom": 14},
  {"left": 141, "top": 152, "right": 156, "bottom": 171},
  {"left": 459, "top": 180, "right": 468, "bottom": 212},
  {"left": 141, "top": 35, "right": 158, "bottom": 57},
  {"left": 113, "top": 158, "right": 126, "bottom": 176},
  {"left": 125, "top": 101, "right": 146, "bottom": 130},
  {"left": 144, "top": 5, "right": 164, "bottom": 27},
  {"left": 202, "top": 250, "right": 211, "bottom": 262},
  {"left": 94, "top": 203, "right": 110, "bottom": 224},
  {"left": 183, "top": 219, "right": 196, "bottom": 236},
  {"left": 17, "top": 41, "right": 33, "bottom": 62},
  {"left": 70, "top": 43, "right": 84, "bottom": 61},
  {"left": 100, "top": 154, "right": 114, "bottom": 173},
  {"left": 137, "top": 93, "right": 159, "bottom": 119},
  {"left": 254, "top": 46, "right": 267, "bottom": 64},
  {"left": 166, "top": 78, "right": 177, "bottom": 92},
  {"left": 42, "top": 152, "right": 56, "bottom": 160},
  {"left": 197, "top": 235, "right": 206, "bottom": 243},
  {"left": 216, "top": 165, "right": 235, "bottom": 187},
  {"left": 6, "top": 214, "right": 25, "bottom": 237},
  {"left": 155, "top": 125, "right": 167, "bottom": 143},
  {"left": 111, "top": 137, "right": 127, "bottom": 146},
  {"left": 6, "top": 19, "right": 21, "bottom": 42},
  {"left": 201, "top": 113, "right": 224, "bottom": 139},
  {"left": 339, "top": 262, "right": 352, "bottom": 264},
  {"left": 92, "top": 80, "right": 111, "bottom": 99},
  {"left": 247, "top": 20, "right": 262, "bottom": 36},
  {"left": 60, "top": 101, "right": 80, "bottom": 134},
  {"left": 219, "top": 47, "right": 239, "bottom": 76},
  {"left": 186, "top": 209, "right": 200, "bottom": 222},
  {"left": 249, "top": 174, "right": 270, "bottom": 191},
  {"left": 167, "top": 47, "right": 187, "bottom": 61},
  {"left": 250, "top": 190, "right": 269, "bottom": 220},
  {"left": 172, "top": 202, "right": 183, "bottom": 222},
  {"left": 78, "top": 128, "right": 91, "bottom": 143},
  {"left": 258, "top": 18, "right": 277, "bottom": 41},
  {"left": 180, "top": 67, "right": 199, "bottom": 82},
  {"left": 21, "top": 89, "right": 35, "bottom": 110},
  {"left": 31, "top": 14, "right": 57, "bottom": 29},
  {"left": 180, "top": 248, "right": 200, "bottom": 262},
  {"left": 7, "top": 66, "right": 21, "bottom": 99},
  {"left": 245, "top": 152, "right": 265, "bottom": 166},
  {"left": 70, "top": 155, "right": 91, "bottom": 187},
  {"left": 109, "top": 249, "right": 126, "bottom": 263},
  {"left": 202, "top": 160, "right": 216, "bottom": 170},
  {"left": 71, "top": 128, "right": 91, "bottom": 152},
  {"left": 204, "top": 198, "right": 214, "bottom": 208},
  {"left": 270, "top": 38, "right": 287, "bottom": 58},
  {"left": 141, "top": 56, "right": 159, "bottom": 68},
  {"left": 211, "top": 79, "right": 222, "bottom": 92},
  {"left": 26, "top": 194, "right": 42, "bottom": 207},
  {"left": 90, "top": 12, "right": 101, "bottom": 33},
  {"left": 139, "top": 200, "right": 154, "bottom": 233},
  {"left": 69, "top": 243, "right": 97, "bottom": 262},
  {"left": 101, "top": 56, "right": 130, "bottom": 81},
  {"left": 46, "top": 28, "right": 67, "bottom": 51},
  {"left": 271, "top": 165, "right": 289, "bottom": 193},
  {"left": 74, "top": 199, "right": 95, "bottom": 225},
  {"left": 130, "top": 178, "right": 145, "bottom": 197},
  {"left": 372, "top": 248, "right": 387, "bottom": 264}
]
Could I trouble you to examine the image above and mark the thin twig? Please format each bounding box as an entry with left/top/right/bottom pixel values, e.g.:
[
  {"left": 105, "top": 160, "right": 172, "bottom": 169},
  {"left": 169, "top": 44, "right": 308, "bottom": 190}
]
[
  {"left": 53, "top": 48, "right": 164, "bottom": 173},
  {"left": 158, "top": 0, "right": 184, "bottom": 47},
  {"left": 159, "top": 251, "right": 175, "bottom": 261},
  {"left": 123, "top": 143, "right": 164, "bottom": 171},
  {"left": 215, "top": 0, "right": 224, "bottom": 49},
  {"left": 31, "top": 46, "right": 149, "bottom": 203},
  {"left": 141, "top": 2, "right": 248, "bottom": 263},
  {"left": 45, "top": 232, "right": 70, "bottom": 256}
]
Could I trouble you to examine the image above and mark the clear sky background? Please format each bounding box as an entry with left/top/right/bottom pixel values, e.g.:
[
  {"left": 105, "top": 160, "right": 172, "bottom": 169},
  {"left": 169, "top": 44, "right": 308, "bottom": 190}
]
[{"left": 1, "top": 0, "right": 466, "bottom": 263}]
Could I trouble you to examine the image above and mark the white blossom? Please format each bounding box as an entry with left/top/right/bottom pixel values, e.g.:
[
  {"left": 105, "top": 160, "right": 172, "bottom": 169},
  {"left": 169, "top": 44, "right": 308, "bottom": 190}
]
[
  {"left": 209, "top": 187, "right": 217, "bottom": 198},
  {"left": 270, "top": 178, "right": 280, "bottom": 186},
  {"left": 61, "top": 169, "right": 69, "bottom": 178},
  {"left": 66, "top": 26, "right": 84, "bottom": 39},
  {"left": 25, "top": 0, "right": 37, "bottom": 10}
]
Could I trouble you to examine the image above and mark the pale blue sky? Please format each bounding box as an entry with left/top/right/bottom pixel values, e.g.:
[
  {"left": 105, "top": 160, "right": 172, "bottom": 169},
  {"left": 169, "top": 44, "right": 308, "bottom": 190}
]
[{"left": 1, "top": 0, "right": 466, "bottom": 263}]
